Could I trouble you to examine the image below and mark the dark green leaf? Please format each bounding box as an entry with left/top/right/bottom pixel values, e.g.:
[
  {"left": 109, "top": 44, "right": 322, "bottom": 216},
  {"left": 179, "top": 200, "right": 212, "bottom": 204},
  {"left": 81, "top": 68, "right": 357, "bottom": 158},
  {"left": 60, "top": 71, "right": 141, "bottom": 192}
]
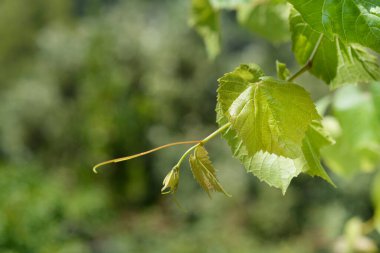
[
  {"left": 290, "top": 9, "right": 380, "bottom": 88},
  {"left": 288, "top": 0, "right": 380, "bottom": 53}
]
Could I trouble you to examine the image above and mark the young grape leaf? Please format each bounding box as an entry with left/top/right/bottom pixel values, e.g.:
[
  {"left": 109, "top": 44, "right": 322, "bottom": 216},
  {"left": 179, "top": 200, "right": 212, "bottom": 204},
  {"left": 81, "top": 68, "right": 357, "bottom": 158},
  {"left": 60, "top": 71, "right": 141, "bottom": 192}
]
[
  {"left": 290, "top": 10, "right": 380, "bottom": 89},
  {"left": 189, "top": 145, "right": 230, "bottom": 197},
  {"left": 218, "top": 65, "right": 320, "bottom": 158},
  {"left": 216, "top": 108, "right": 301, "bottom": 194},
  {"left": 287, "top": 0, "right": 380, "bottom": 53},
  {"left": 190, "top": 0, "right": 220, "bottom": 59},
  {"left": 237, "top": 0, "right": 290, "bottom": 43},
  {"left": 161, "top": 166, "right": 180, "bottom": 194},
  {"left": 215, "top": 65, "right": 334, "bottom": 193},
  {"left": 276, "top": 60, "right": 290, "bottom": 80}
]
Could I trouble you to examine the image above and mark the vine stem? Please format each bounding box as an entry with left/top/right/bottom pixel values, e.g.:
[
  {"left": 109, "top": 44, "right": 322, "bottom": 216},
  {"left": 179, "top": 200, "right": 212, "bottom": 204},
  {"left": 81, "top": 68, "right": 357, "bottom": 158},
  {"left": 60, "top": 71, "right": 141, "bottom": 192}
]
[
  {"left": 93, "top": 122, "right": 231, "bottom": 173},
  {"left": 287, "top": 34, "right": 324, "bottom": 82},
  {"left": 174, "top": 122, "right": 231, "bottom": 168},
  {"left": 93, "top": 140, "right": 200, "bottom": 173}
]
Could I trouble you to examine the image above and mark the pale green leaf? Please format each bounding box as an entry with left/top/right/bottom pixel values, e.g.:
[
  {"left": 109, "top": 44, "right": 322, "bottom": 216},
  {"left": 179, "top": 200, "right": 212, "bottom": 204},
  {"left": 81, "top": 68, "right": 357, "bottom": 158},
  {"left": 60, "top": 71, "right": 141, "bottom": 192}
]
[
  {"left": 321, "top": 85, "right": 380, "bottom": 176},
  {"left": 276, "top": 60, "right": 290, "bottom": 80},
  {"left": 237, "top": 0, "right": 290, "bottom": 43},
  {"left": 218, "top": 65, "right": 320, "bottom": 158},
  {"left": 215, "top": 66, "right": 334, "bottom": 193},
  {"left": 190, "top": 0, "right": 220, "bottom": 59},
  {"left": 288, "top": 0, "right": 380, "bottom": 53},
  {"left": 216, "top": 107, "right": 302, "bottom": 193},
  {"left": 296, "top": 120, "right": 335, "bottom": 186},
  {"left": 247, "top": 151, "right": 301, "bottom": 195},
  {"left": 189, "top": 145, "right": 230, "bottom": 197},
  {"left": 290, "top": 10, "right": 380, "bottom": 89}
]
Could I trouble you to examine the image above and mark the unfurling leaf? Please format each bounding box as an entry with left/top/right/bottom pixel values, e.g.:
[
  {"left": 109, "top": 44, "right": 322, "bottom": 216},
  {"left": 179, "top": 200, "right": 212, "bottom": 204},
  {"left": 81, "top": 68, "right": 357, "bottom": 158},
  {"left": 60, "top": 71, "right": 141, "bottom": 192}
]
[
  {"left": 276, "top": 60, "right": 290, "bottom": 80},
  {"left": 189, "top": 145, "right": 230, "bottom": 197},
  {"left": 161, "top": 166, "right": 180, "bottom": 194}
]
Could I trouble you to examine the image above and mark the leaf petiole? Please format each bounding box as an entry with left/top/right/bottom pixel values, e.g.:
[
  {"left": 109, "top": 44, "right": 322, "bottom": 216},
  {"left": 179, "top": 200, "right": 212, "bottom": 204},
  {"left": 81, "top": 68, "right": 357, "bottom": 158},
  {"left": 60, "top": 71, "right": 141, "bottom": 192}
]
[
  {"left": 287, "top": 33, "right": 324, "bottom": 82},
  {"left": 175, "top": 122, "right": 231, "bottom": 169}
]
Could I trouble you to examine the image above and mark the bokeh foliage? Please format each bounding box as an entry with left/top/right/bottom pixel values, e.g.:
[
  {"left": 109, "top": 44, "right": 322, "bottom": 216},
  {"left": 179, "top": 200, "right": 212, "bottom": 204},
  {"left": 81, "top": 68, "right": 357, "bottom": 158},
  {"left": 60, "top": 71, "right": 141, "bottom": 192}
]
[{"left": 0, "top": 0, "right": 379, "bottom": 252}]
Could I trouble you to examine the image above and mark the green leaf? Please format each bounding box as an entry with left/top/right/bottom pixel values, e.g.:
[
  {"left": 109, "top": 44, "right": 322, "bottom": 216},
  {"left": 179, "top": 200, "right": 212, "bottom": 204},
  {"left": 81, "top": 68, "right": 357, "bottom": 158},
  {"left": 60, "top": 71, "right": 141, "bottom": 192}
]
[
  {"left": 296, "top": 121, "right": 335, "bottom": 186},
  {"left": 247, "top": 151, "right": 302, "bottom": 195},
  {"left": 276, "top": 60, "right": 290, "bottom": 80},
  {"left": 237, "top": 0, "right": 290, "bottom": 43},
  {"left": 218, "top": 64, "right": 320, "bottom": 158},
  {"left": 161, "top": 166, "right": 180, "bottom": 194},
  {"left": 190, "top": 0, "right": 220, "bottom": 59},
  {"left": 216, "top": 64, "right": 334, "bottom": 193},
  {"left": 287, "top": 0, "right": 380, "bottom": 53},
  {"left": 189, "top": 145, "right": 230, "bottom": 197},
  {"left": 216, "top": 108, "right": 302, "bottom": 194},
  {"left": 290, "top": 9, "right": 380, "bottom": 89},
  {"left": 321, "top": 85, "right": 380, "bottom": 176},
  {"left": 218, "top": 104, "right": 334, "bottom": 193}
]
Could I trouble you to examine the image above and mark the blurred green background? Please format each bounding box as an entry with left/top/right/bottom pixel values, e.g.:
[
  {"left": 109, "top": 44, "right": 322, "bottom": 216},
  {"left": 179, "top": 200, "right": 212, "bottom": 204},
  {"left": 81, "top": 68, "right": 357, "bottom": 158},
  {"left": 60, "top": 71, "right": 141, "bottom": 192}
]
[{"left": 0, "top": 0, "right": 378, "bottom": 252}]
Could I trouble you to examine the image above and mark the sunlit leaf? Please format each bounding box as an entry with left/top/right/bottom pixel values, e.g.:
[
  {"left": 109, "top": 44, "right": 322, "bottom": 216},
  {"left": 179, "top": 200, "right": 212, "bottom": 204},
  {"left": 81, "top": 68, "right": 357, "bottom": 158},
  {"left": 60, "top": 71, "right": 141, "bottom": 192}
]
[
  {"left": 216, "top": 64, "right": 334, "bottom": 193},
  {"left": 218, "top": 64, "right": 320, "bottom": 158}
]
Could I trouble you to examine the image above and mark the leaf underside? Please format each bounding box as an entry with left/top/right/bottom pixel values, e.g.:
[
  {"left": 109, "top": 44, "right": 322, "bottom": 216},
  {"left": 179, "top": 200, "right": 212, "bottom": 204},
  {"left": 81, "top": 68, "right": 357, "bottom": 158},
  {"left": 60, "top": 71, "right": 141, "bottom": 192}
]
[{"left": 217, "top": 64, "right": 334, "bottom": 193}]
